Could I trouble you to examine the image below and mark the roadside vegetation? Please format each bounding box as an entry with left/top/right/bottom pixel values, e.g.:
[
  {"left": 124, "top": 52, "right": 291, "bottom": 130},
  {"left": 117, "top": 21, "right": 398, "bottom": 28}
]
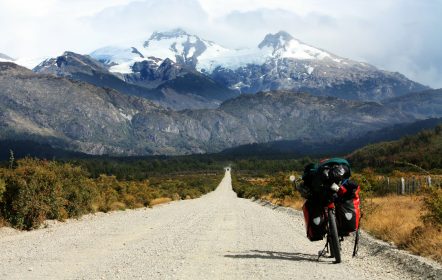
[
  {"left": 0, "top": 158, "right": 222, "bottom": 230},
  {"left": 232, "top": 172, "right": 303, "bottom": 209}
]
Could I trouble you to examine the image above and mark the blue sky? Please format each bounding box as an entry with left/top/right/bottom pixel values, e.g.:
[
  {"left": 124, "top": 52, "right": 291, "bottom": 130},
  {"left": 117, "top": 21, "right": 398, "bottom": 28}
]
[{"left": 0, "top": 0, "right": 441, "bottom": 87}]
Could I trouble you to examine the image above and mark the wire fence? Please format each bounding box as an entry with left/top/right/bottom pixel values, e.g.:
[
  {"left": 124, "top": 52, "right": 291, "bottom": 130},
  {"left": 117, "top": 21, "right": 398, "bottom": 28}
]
[{"left": 369, "top": 175, "right": 442, "bottom": 195}]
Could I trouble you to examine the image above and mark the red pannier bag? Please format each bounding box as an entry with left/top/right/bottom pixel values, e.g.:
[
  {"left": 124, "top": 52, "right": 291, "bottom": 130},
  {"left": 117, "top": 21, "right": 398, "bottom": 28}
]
[
  {"left": 335, "top": 180, "right": 361, "bottom": 236},
  {"left": 302, "top": 199, "right": 326, "bottom": 241}
]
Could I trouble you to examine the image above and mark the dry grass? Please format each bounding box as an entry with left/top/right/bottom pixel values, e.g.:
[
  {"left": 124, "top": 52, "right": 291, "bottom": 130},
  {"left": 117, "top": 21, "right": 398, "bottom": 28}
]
[
  {"left": 0, "top": 217, "right": 7, "bottom": 228},
  {"left": 149, "top": 197, "right": 172, "bottom": 207},
  {"left": 363, "top": 195, "right": 442, "bottom": 262},
  {"left": 246, "top": 178, "right": 270, "bottom": 186},
  {"left": 109, "top": 202, "right": 126, "bottom": 211},
  {"left": 264, "top": 192, "right": 442, "bottom": 263},
  {"left": 264, "top": 195, "right": 304, "bottom": 210},
  {"left": 363, "top": 195, "right": 423, "bottom": 244}
]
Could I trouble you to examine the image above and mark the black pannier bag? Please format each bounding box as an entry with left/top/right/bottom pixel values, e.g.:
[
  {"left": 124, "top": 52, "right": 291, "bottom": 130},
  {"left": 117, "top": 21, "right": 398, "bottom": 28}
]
[
  {"left": 335, "top": 180, "right": 361, "bottom": 235},
  {"left": 302, "top": 199, "right": 326, "bottom": 241}
]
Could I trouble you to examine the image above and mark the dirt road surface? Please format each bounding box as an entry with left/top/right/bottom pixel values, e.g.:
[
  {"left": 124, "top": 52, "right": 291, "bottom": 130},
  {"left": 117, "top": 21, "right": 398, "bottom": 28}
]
[{"left": 0, "top": 171, "right": 438, "bottom": 279}]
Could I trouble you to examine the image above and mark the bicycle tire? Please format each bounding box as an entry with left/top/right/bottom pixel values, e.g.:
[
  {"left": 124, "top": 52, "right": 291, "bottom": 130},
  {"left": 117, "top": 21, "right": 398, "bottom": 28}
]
[
  {"left": 328, "top": 208, "right": 341, "bottom": 263},
  {"left": 328, "top": 235, "right": 335, "bottom": 258}
]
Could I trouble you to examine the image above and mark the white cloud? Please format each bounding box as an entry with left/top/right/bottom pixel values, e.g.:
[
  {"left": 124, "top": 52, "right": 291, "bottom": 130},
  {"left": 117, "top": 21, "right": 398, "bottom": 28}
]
[
  {"left": 87, "top": 0, "right": 209, "bottom": 46},
  {"left": 0, "top": 0, "right": 440, "bottom": 87}
]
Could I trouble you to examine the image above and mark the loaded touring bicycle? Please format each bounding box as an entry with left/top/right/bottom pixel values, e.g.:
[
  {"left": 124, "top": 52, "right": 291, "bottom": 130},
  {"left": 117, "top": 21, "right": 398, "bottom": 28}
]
[{"left": 291, "top": 158, "right": 361, "bottom": 263}]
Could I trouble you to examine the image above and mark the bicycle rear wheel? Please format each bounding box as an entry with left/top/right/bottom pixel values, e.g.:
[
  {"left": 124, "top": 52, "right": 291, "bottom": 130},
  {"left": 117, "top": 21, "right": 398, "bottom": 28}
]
[{"left": 328, "top": 208, "right": 341, "bottom": 263}]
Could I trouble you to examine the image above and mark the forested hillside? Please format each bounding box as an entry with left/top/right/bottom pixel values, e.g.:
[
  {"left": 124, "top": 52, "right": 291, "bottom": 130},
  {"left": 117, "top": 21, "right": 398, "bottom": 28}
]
[{"left": 348, "top": 125, "right": 442, "bottom": 171}]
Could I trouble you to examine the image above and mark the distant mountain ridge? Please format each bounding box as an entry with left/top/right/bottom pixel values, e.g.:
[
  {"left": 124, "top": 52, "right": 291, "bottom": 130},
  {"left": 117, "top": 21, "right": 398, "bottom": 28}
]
[
  {"left": 2, "top": 61, "right": 435, "bottom": 156},
  {"left": 221, "top": 118, "right": 442, "bottom": 157},
  {"left": 382, "top": 89, "right": 442, "bottom": 119}
]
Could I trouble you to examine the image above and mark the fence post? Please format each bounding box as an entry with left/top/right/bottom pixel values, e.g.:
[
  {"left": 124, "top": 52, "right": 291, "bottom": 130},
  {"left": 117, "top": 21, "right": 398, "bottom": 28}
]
[
  {"left": 427, "top": 176, "right": 432, "bottom": 187},
  {"left": 412, "top": 177, "right": 415, "bottom": 194},
  {"left": 401, "top": 177, "right": 405, "bottom": 195},
  {"left": 387, "top": 177, "right": 390, "bottom": 192}
]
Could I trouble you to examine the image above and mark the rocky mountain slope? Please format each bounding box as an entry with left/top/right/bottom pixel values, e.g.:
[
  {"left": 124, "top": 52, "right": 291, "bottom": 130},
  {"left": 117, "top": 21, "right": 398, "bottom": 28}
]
[
  {"left": 382, "top": 89, "right": 442, "bottom": 119},
  {"left": 34, "top": 52, "right": 237, "bottom": 110},
  {"left": 0, "top": 62, "right": 158, "bottom": 155},
  {"left": 0, "top": 62, "right": 250, "bottom": 155},
  {"left": 1, "top": 61, "right": 433, "bottom": 156},
  {"left": 91, "top": 29, "right": 428, "bottom": 101}
]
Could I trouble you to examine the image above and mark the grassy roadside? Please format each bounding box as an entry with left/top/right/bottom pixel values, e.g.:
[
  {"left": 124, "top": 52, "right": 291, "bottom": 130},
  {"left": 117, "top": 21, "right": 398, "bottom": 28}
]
[
  {"left": 0, "top": 158, "right": 222, "bottom": 230},
  {"left": 363, "top": 195, "right": 441, "bottom": 262},
  {"left": 232, "top": 172, "right": 442, "bottom": 263}
]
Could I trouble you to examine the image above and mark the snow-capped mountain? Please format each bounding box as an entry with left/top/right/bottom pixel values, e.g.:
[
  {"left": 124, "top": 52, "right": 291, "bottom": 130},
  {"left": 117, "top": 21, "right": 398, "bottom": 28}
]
[
  {"left": 92, "top": 29, "right": 341, "bottom": 73},
  {"left": 198, "top": 31, "right": 343, "bottom": 73},
  {"left": 91, "top": 29, "right": 427, "bottom": 101},
  {"left": 142, "top": 28, "right": 225, "bottom": 68},
  {"left": 90, "top": 28, "right": 227, "bottom": 71},
  {"left": 33, "top": 51, "right": 237, "bottom": 110}
]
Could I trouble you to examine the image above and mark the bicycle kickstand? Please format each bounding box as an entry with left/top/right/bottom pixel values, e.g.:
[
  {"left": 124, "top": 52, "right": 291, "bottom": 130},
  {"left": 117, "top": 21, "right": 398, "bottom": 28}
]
[{"left": 317, "top": 239, "right": 329, "bottom": 261}]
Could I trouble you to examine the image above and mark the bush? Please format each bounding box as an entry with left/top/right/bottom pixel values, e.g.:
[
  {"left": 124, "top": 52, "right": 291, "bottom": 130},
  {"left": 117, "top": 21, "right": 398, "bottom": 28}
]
[
  {"left": 0, "top": 178, "right": 5, "bottom": 202},
  {"left": 94, "top": 175, "right": 122, "bottom": 212},
  {"left": 0, "top": 159, "right": 65, "bottom": 229},
  {"left": 53, "top": 163, "right": 96, "bottom": 218},
  {"left": 232, "top": 173, "right": 290, "bottom": 200},
  {"left": 268, "top": 173, "right": 298, "bottom": 199},
  {"left": 422, "top": 186, "right": 442, "bottom": 226}
]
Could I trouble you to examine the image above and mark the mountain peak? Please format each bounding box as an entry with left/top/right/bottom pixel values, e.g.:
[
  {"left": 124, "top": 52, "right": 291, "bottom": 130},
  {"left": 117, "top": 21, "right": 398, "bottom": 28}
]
[
  {"left": 148, "top": 28, "right": 190, "bottom": 41},
  {"left": 141, "top": 28, "right": 215, "bottom": 68},
  {"left": 258, "top": 31, "right": 295, "bottom": 49}
]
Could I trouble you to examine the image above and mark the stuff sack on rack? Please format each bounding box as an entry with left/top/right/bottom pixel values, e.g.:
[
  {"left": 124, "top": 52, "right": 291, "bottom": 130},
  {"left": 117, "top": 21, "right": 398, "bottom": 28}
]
[{"left": 301, "top": 158, "right": 351, "bottom": 196}]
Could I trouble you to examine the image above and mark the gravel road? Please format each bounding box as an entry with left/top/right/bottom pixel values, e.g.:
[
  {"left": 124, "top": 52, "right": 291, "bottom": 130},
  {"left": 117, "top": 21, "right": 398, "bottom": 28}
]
[{"left": 0, "top": 171, "right": 439, "bottom": 279}]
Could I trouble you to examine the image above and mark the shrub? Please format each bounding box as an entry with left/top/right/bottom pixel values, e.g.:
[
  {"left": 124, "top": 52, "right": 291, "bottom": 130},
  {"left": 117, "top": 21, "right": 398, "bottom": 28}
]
[
  {"left": 94, "top": 175, "right": 120, "bottom": 212},
  {"left": 1, "top": 159, "right": 65, "bottom": 229},
  {"left": 268, "top": 173, "right": 297, "bottom": 199},
  {"left": 54, "top": 163, "right": 96, "bottom": 218},
  {"left": 0, "top": 178, "right": 5, "bottom": 202},
  {"left": 422, "top": 186, "right": 442, "bottom": 226}
]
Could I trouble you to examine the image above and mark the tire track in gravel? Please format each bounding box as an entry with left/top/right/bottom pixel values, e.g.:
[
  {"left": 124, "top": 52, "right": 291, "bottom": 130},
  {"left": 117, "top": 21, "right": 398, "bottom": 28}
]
[{"left": 0, "top": 170, "right": 436, "bottom": 279}]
